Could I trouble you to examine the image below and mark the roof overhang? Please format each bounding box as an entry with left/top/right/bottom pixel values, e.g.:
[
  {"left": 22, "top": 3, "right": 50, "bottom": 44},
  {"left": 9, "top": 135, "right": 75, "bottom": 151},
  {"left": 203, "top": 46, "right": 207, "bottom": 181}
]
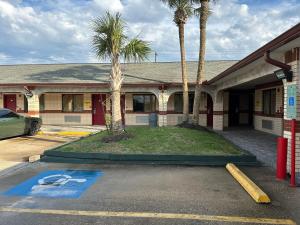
[
  {"left": 207, "top": 23, "right": 300, "bottom": 85},
  {"left": 0, "top": 82, "right": 198, "bottom": 88}
]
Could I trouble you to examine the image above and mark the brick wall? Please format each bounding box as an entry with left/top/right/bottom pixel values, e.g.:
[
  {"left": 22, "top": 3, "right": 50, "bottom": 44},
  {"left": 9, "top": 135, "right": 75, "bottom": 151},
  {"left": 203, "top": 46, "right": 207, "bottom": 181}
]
[{"left": 283, "top": 52, "right": 300, "bottom": 173}]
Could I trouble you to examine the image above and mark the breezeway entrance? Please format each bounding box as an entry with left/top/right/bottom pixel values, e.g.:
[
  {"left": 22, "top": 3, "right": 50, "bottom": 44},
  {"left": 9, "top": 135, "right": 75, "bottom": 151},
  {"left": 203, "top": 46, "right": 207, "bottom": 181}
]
[
  {"left": 228, "top": 91, "right": 254, "bottom": 127},
  {"left": 217, "top": 127, "right": 278, "bottom": 169}
]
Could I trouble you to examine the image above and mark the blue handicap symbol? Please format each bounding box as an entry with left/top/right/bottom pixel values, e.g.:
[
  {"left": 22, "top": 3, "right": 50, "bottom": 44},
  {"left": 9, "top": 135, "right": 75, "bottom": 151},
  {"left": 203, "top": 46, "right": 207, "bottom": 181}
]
[
  {"left": 289, "top": 97, "right": 294, "bottom": 106},
  {"left": 4, "top": 170, "right": 103, "bottom": 198}
]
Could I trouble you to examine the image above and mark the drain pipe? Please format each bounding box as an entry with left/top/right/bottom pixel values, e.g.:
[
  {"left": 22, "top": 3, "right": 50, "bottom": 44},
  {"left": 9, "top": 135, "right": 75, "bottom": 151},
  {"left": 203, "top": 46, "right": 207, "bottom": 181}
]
[
  {"left": 265, "top": 50, "right": 293, "bottom": 82},
  {"left": 264, "top": 50, "right": 291, "bottom": 71}
]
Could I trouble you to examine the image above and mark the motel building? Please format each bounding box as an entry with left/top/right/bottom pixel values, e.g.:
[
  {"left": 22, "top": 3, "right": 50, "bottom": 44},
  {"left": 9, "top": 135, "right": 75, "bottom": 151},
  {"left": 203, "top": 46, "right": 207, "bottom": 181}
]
[{"left": 0, "top": 23, "right": 300, "bottom": 175}]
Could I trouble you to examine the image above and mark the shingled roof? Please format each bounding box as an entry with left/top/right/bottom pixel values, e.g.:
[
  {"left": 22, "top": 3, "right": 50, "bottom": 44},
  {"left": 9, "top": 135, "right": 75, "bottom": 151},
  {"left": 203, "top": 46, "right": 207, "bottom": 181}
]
[{"left": 0, "top": 61, "right": 237, "bottom": 85}]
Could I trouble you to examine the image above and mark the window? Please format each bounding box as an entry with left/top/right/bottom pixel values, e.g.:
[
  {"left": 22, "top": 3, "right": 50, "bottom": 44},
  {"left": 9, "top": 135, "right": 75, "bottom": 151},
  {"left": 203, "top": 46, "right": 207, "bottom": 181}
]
[
  {"left": 174, "top": 93, "right": 194, "bottom": 113},
  {"left": 263, "top": 89, "right": 276, "bottom": 115},
  {"left": 133, "top": 95, "right": 156, "bottom": 112},
  {"left": 39, "top": 94, "right": 45, "bottom": 111},
  {"left": 62, "top": 94, "right": 83, "bottom": 112},
  {"left": 24, "top": 96, "right": 28, "bottom": 113}
]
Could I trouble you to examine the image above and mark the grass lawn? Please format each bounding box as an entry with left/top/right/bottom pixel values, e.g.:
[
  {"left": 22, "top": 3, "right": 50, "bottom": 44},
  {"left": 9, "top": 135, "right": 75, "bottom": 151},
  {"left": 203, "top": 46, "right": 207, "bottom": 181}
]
[{"left": 54, "top": 126, "right": 243, "bottom": 155}]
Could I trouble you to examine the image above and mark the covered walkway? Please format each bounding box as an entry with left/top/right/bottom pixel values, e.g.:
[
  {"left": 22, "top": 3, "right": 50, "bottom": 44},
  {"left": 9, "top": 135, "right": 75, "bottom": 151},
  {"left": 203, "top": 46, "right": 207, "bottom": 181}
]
[{"left": 217, "top": 127, "right": 278, "bottom": 169}]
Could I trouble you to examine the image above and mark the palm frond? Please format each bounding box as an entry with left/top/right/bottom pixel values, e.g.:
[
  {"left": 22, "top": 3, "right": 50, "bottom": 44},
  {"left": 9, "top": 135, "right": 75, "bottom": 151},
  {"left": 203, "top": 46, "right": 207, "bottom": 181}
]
[
  {"left": 122, "top": 38, "right": 151, "bottom": 63},
  {"left": 161, "top": 0, "right": 193, "bottom": 24},
  {"left": 92, "top": 12, "right": 127, "bottom": 59}
]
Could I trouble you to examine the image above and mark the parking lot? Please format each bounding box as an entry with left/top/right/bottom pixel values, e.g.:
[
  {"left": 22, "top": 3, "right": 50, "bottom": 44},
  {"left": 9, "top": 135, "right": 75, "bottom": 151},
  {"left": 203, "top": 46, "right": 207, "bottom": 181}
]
[
  {"left": 0, "top": 134, "right": 76, "bottom": 162},
  {"left": 0, "top": 163, "right": 299, "bottom": 225}
]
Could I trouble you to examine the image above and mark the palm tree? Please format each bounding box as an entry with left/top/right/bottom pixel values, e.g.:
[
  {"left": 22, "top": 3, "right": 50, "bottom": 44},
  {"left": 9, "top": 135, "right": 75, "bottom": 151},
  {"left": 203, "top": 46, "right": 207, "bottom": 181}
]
[
  {"left": 191, "top": 0, "right": 211, "bottom": 125},
  {"left": 161, "top": 0, "right": 193, "bottom": 123},
  {"left": 92, "top": 12, "right": 151, "bottom": 133}
]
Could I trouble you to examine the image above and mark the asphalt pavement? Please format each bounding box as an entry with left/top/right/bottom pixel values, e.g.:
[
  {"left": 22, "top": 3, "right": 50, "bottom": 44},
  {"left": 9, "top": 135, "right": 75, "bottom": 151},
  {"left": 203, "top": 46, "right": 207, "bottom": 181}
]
[{"left": 0, "top": 163, "right": 299, "bottom": 225}]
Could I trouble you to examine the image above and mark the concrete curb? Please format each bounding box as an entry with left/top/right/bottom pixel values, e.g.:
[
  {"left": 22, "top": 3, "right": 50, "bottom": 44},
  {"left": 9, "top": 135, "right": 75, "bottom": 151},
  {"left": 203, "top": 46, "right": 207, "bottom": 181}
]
[
  {"left": 226, "top": 163, "right": 271, "bottom": 204},
  {"left": 0, "top": 162, "right": 28, "bottom": 178},
  {"left": 41, "top": 150, "right": 259, "bottom": 166}
]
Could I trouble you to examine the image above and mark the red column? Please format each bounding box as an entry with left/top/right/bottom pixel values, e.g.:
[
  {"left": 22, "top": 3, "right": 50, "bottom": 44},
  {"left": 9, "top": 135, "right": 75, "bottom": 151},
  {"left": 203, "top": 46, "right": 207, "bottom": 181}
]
[
  {"left": 290, "top": 119, "right": 296, "bottom": 187},
  {"left": 277, "top": 137, "right": 287, "bottom": 180}
]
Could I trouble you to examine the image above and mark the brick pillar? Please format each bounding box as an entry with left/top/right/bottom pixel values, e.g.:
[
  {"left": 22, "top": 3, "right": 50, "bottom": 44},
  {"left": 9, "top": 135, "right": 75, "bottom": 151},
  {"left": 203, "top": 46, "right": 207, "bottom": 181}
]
[
  {"left": 223, "top": 91, "right": 229, "bottom": 128},
  {"left": 158, "top": 92, "right": 169, "bottom": 127},
  {"left": 213, "top": 91, "right": 224, "bottom": 131},
  {"left": 26, "top": 92, "right": 40, "bottom": 117},
  {"left": 283, "top": 48, "right": 300, "bottom": 177}
]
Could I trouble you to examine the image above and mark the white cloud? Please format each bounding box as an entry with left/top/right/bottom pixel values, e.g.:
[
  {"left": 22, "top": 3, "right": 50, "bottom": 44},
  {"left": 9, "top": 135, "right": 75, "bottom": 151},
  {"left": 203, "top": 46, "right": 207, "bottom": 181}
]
[
  {"left": 0, "top": 0, "right": 299, "bottom": 64},
  {"left": 0, "top": 52, "right": 9, "bottom": 60},
  {"left": 93, "top": 0, "right": 123, "bottom": 13}
]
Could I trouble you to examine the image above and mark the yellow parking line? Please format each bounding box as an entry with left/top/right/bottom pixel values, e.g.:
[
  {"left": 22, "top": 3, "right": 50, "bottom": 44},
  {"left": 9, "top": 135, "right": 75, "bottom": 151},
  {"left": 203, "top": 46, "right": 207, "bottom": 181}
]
[{"left": 0, "top": 207, "right": 296, "bottom": 224}]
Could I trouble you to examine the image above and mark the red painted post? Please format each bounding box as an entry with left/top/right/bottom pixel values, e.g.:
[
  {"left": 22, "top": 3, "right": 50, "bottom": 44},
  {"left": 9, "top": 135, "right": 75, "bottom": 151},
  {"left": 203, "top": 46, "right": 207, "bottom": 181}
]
[
  {"left": 277, "top": 137, "right": 287, "bottom": 180},
  {"left": 290, "top": 119, "right": 296, "bottom": 187}
]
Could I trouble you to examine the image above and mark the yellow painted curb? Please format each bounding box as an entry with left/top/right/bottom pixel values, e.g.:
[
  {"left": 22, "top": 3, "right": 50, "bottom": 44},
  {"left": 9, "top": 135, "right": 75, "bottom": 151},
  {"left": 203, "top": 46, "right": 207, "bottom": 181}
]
[
  {"left": 57, "top": 131, "right": 92, "bottom": 137},
  {"left": 37, "top": 131, "right": 92, "bottom": 137},
  {"left": 226, "top": 163, "right": 271, "bottom": 204}
]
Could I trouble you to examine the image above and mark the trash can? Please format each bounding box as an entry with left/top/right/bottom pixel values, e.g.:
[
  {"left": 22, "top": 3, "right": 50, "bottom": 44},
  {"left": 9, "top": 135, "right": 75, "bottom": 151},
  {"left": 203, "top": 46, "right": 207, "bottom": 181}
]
[
  {"left": 276, "top": 137, "right": 288, "bottom": 180},
  {"left": 149, "top": 113, "right": 158, "bottom": 128}
]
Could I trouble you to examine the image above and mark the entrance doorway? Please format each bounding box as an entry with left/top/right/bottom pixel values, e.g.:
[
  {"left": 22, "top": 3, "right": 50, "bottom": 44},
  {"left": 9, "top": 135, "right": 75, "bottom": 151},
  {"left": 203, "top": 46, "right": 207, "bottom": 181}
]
[
  {"left": 4, "top": 94, "right": 17, "bottom": 112},
  {"left": 229, "top": 91, "right": 254, "bottom": 127},
  {"left": 207, "top": 94, "right": 213, "bottom": 127},
  {"left": 92, "top": 94, "right": 106, "bottom": 125},
  {"left": 229, "top": 93, "right": 239, "bottom": 126}
]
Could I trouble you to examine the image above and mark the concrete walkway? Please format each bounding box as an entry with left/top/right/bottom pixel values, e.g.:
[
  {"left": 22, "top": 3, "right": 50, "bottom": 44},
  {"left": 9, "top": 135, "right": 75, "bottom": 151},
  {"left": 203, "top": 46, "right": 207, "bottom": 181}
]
[
  {"left": 0, "top": 125, "right": 105, "bottom": 174},
  {"left": 0, "top": 135, "right": 76, "bottom": 162},
  {"left": 217, "top": 127, "right": 278, "bottom": 169}
]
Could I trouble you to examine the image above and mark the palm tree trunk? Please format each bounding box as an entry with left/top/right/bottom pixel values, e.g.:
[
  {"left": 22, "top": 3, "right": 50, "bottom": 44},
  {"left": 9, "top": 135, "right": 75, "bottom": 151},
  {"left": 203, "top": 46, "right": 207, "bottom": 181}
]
[
  {"left": 110, "top": 55, "right": 123, "bottom": 133},
  {"left": 178, "top": 23, "right": 189, "bottom": 123},
  {"left": 192, "top": 0, "right": 209, "bottom": 125}
]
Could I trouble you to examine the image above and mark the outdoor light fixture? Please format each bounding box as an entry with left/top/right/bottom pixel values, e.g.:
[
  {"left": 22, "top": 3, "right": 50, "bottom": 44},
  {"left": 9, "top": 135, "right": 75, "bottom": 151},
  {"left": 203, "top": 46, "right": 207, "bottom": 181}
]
[{"left": 274, "top": 69, "right": 293, "bottom": 82}]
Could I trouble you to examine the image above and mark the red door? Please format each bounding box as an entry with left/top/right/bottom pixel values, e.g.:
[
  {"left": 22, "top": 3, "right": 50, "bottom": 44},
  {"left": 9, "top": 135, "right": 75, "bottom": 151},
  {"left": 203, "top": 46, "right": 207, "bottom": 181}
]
[
  {"left": 92, "top": 94, "right": 106, "bottom": 125},
  {"left": 4, "top": 94, "right": 17, "bottom": 112},
  {"left": 207, "top": 95, "right": 213, "bottom": 127}
]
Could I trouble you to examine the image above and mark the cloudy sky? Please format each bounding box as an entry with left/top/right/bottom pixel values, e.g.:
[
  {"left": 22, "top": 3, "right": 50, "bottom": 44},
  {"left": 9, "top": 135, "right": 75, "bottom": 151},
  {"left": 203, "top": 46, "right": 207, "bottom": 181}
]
[{"left": 0, "top": 0, "right": 299, "bottom": 64}]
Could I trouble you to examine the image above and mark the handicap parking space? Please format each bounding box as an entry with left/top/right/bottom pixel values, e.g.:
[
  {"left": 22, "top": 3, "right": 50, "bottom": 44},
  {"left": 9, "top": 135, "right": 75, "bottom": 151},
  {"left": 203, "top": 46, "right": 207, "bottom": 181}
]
[
  {"left": 0, "top": 163, "right": 298, "bottom": 225},
  {"left": 4, "top": 170, "right": 103, "bottom": 198}
]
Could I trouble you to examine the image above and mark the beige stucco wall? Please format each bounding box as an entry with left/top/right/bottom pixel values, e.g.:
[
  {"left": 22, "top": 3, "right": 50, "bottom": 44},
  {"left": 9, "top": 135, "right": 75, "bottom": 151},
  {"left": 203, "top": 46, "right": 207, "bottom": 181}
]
[
  {"left": 41, "top": 93, "right": 92, "bottom": 125},
  {"left": 125, "top": 93, "right": 133, "bottom": 111},
  {"left": 125, "top": 114, "right": 149, "bottom": 125},
  {"left": 16, "top": 94, "right": 24, "bottom": 112},
  {"left": 0, "top": 94, "right": 3, "bottom": 108},
  {"left": 41, "top": 113, "right": 92, "bottom": 125},
  {"left": 254, "top": 116, "right": 283, "bottom": 136}
]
